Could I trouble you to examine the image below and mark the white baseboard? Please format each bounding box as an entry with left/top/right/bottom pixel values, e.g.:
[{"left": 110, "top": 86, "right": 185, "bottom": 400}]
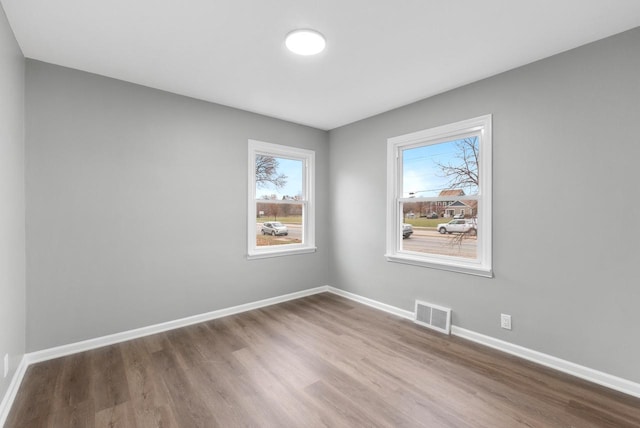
[
  {"left": 3, "top": 287, "right": 329, "bottom": 424},
  {"left": 328, "top": 287, "right": 640, "bottom": 399},
  {"left": 327, "top": 286, "right": 414, "bottom": 320},
  {"left": 26, "top": 285, "right": 329, "bottom": 365},
  {"left": 4, "top": 283, "right": 638, "bottom": 424},
  {"left": 451, "top": 326, "right": 640, "bottom": 399},
  {"left": 0, "top": 355, "right": 28, "bottom": 428}
]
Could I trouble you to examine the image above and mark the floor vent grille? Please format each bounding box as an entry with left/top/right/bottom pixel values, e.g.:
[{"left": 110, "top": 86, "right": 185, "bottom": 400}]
[{"left": 414, "top": 300, "right": 451, "bottom": 335}]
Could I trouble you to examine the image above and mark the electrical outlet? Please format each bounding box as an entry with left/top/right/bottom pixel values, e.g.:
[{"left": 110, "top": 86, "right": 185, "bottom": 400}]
[
  {"left": 500, "top": 314, "right": 512, "bottom": 330},
  {"left": 3, "top": 353, "right": 8, "bottom": 378}
]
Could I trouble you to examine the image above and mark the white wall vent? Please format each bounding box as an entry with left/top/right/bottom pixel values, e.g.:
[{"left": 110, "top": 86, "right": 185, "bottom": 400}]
[{"left": 414, "top": 300, "right": 452, "bottom": 335}]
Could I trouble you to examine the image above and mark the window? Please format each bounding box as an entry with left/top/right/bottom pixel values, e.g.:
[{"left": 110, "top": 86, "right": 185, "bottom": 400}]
[
  {"left": 386, "top": 115, "right": 492, "bottom": 277},
  {"left": 247, "top": 139, "right": 315, "bottom": 259}
]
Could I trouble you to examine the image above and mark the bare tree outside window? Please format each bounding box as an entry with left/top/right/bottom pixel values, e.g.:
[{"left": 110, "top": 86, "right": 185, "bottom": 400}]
[
  {"left": 435, "top": 137, "right": 480, "bottom": 248},
  {"left": 434, "top": 137, "right": 479, "bottom": 193},
  {"left": 255, "top": 155, "right": 287, "bottom": 189}
]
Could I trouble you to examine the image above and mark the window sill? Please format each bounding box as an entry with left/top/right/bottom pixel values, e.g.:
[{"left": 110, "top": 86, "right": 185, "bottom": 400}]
[
  {"left": 248, "top": 246, "right": 317, "bottom": 260},
  {"left": 385, "top": 253, "right": 493, "bottom": 278}
]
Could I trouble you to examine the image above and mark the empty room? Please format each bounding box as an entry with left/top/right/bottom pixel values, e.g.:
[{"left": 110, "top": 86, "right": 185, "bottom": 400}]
[{"left": 1, "top": 1, "right": 640, "bottom": 427}]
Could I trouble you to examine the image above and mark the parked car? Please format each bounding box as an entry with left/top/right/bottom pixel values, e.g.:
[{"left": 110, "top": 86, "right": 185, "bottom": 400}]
[
  {"left": 426, "top": 212, "right": 439, "bottom": 219},
  {"left": 402, "top": 223, "right": 413, "bottom": 239},
  {"left": 261, "top": 221, "right": 288, "bottom": 236},
  {"left": 437, "top": 219, "right": 477, "bottom": 235}
]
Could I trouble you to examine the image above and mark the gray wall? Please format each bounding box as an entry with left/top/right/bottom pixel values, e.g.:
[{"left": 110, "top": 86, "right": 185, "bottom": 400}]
[
  {"left": 22, "top": 25, "right": 640, "bottom": 385},
  {"left": 0, "top": 3, "right": 25, "bottom": 403},
  {"left": 329, "top": 28, "right": 640, "bottom": 383},
  {"left": 25, "top": 60, "right": 330, "bottom": 351}
]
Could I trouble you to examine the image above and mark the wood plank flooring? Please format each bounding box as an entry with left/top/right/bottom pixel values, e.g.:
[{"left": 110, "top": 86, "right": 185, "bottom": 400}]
[{"left": 6, "top": 293, "right": 640, "bottom": 427}]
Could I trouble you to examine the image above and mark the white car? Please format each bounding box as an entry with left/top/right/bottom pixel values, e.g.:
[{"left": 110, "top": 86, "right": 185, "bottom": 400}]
[
  {"left": 261, "top": 221, "right": 288, "bottom": 236},
  {"left": 437, "top": 219, "right": 477, "bottom": 235}
]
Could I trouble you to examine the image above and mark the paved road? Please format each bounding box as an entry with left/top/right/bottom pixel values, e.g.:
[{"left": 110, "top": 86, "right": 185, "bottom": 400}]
[
  {"left": 255, "top": 223, "right": 475, "bottom": 258},
  {"left": 403, "top": 228, "right": 477, "bottom": 259}
]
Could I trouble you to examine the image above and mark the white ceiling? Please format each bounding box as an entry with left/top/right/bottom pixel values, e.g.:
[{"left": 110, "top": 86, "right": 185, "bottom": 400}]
[{"left": 2, "top": 1, "right": 640, "bottom": 130}]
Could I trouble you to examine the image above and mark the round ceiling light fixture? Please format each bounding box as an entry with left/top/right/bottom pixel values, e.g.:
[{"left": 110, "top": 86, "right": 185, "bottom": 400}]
[{"left": 285, "top": 29, "right": 326, "bottom": 56}]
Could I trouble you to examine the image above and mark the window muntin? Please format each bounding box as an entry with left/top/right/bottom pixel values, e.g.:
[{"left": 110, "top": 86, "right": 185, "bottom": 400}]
[
  {"left": 386, "top": 115, "right": 492, "bottom": 277},
  {"left": 248, "top": 140, "right": 315, "bottom": 259}
]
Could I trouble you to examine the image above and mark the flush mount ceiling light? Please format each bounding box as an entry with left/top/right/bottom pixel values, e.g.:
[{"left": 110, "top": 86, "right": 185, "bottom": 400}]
[{"left": 285, "top": 29, "right": 326, "bottom": 56}]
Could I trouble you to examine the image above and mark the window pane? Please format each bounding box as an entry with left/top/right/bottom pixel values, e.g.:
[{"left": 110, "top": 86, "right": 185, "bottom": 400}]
[
  {"left": 255, "top": 155, "right": 303, "bottom": 199},
  {"left": 401, "top": 201, "right": 478, "bottom": 259},
  {"left": 255, "top": 202, "right": 303, "bottom": 247},
  {"left": 387, "top": 115, "right": 491, "bottom": 275},
  {"left": 402, "top": 137, "right": 479, "bottom": 198},
  {"left": 248, "top": 139, "right": 315, "bottom": 259}
]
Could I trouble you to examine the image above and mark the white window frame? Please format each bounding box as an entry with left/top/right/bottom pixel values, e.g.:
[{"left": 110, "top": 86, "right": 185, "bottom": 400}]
[
  {"left": 247, "top": 139, "right": 316, "bottom": 259},
  {"left": 385, "top": 115, "right": 493, "bottom": 277}
]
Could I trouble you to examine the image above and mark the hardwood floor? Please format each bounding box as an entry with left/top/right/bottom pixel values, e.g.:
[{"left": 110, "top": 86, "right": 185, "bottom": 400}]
[{"left": 6, "top": 292, "right": 640, "bottom": 427}]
